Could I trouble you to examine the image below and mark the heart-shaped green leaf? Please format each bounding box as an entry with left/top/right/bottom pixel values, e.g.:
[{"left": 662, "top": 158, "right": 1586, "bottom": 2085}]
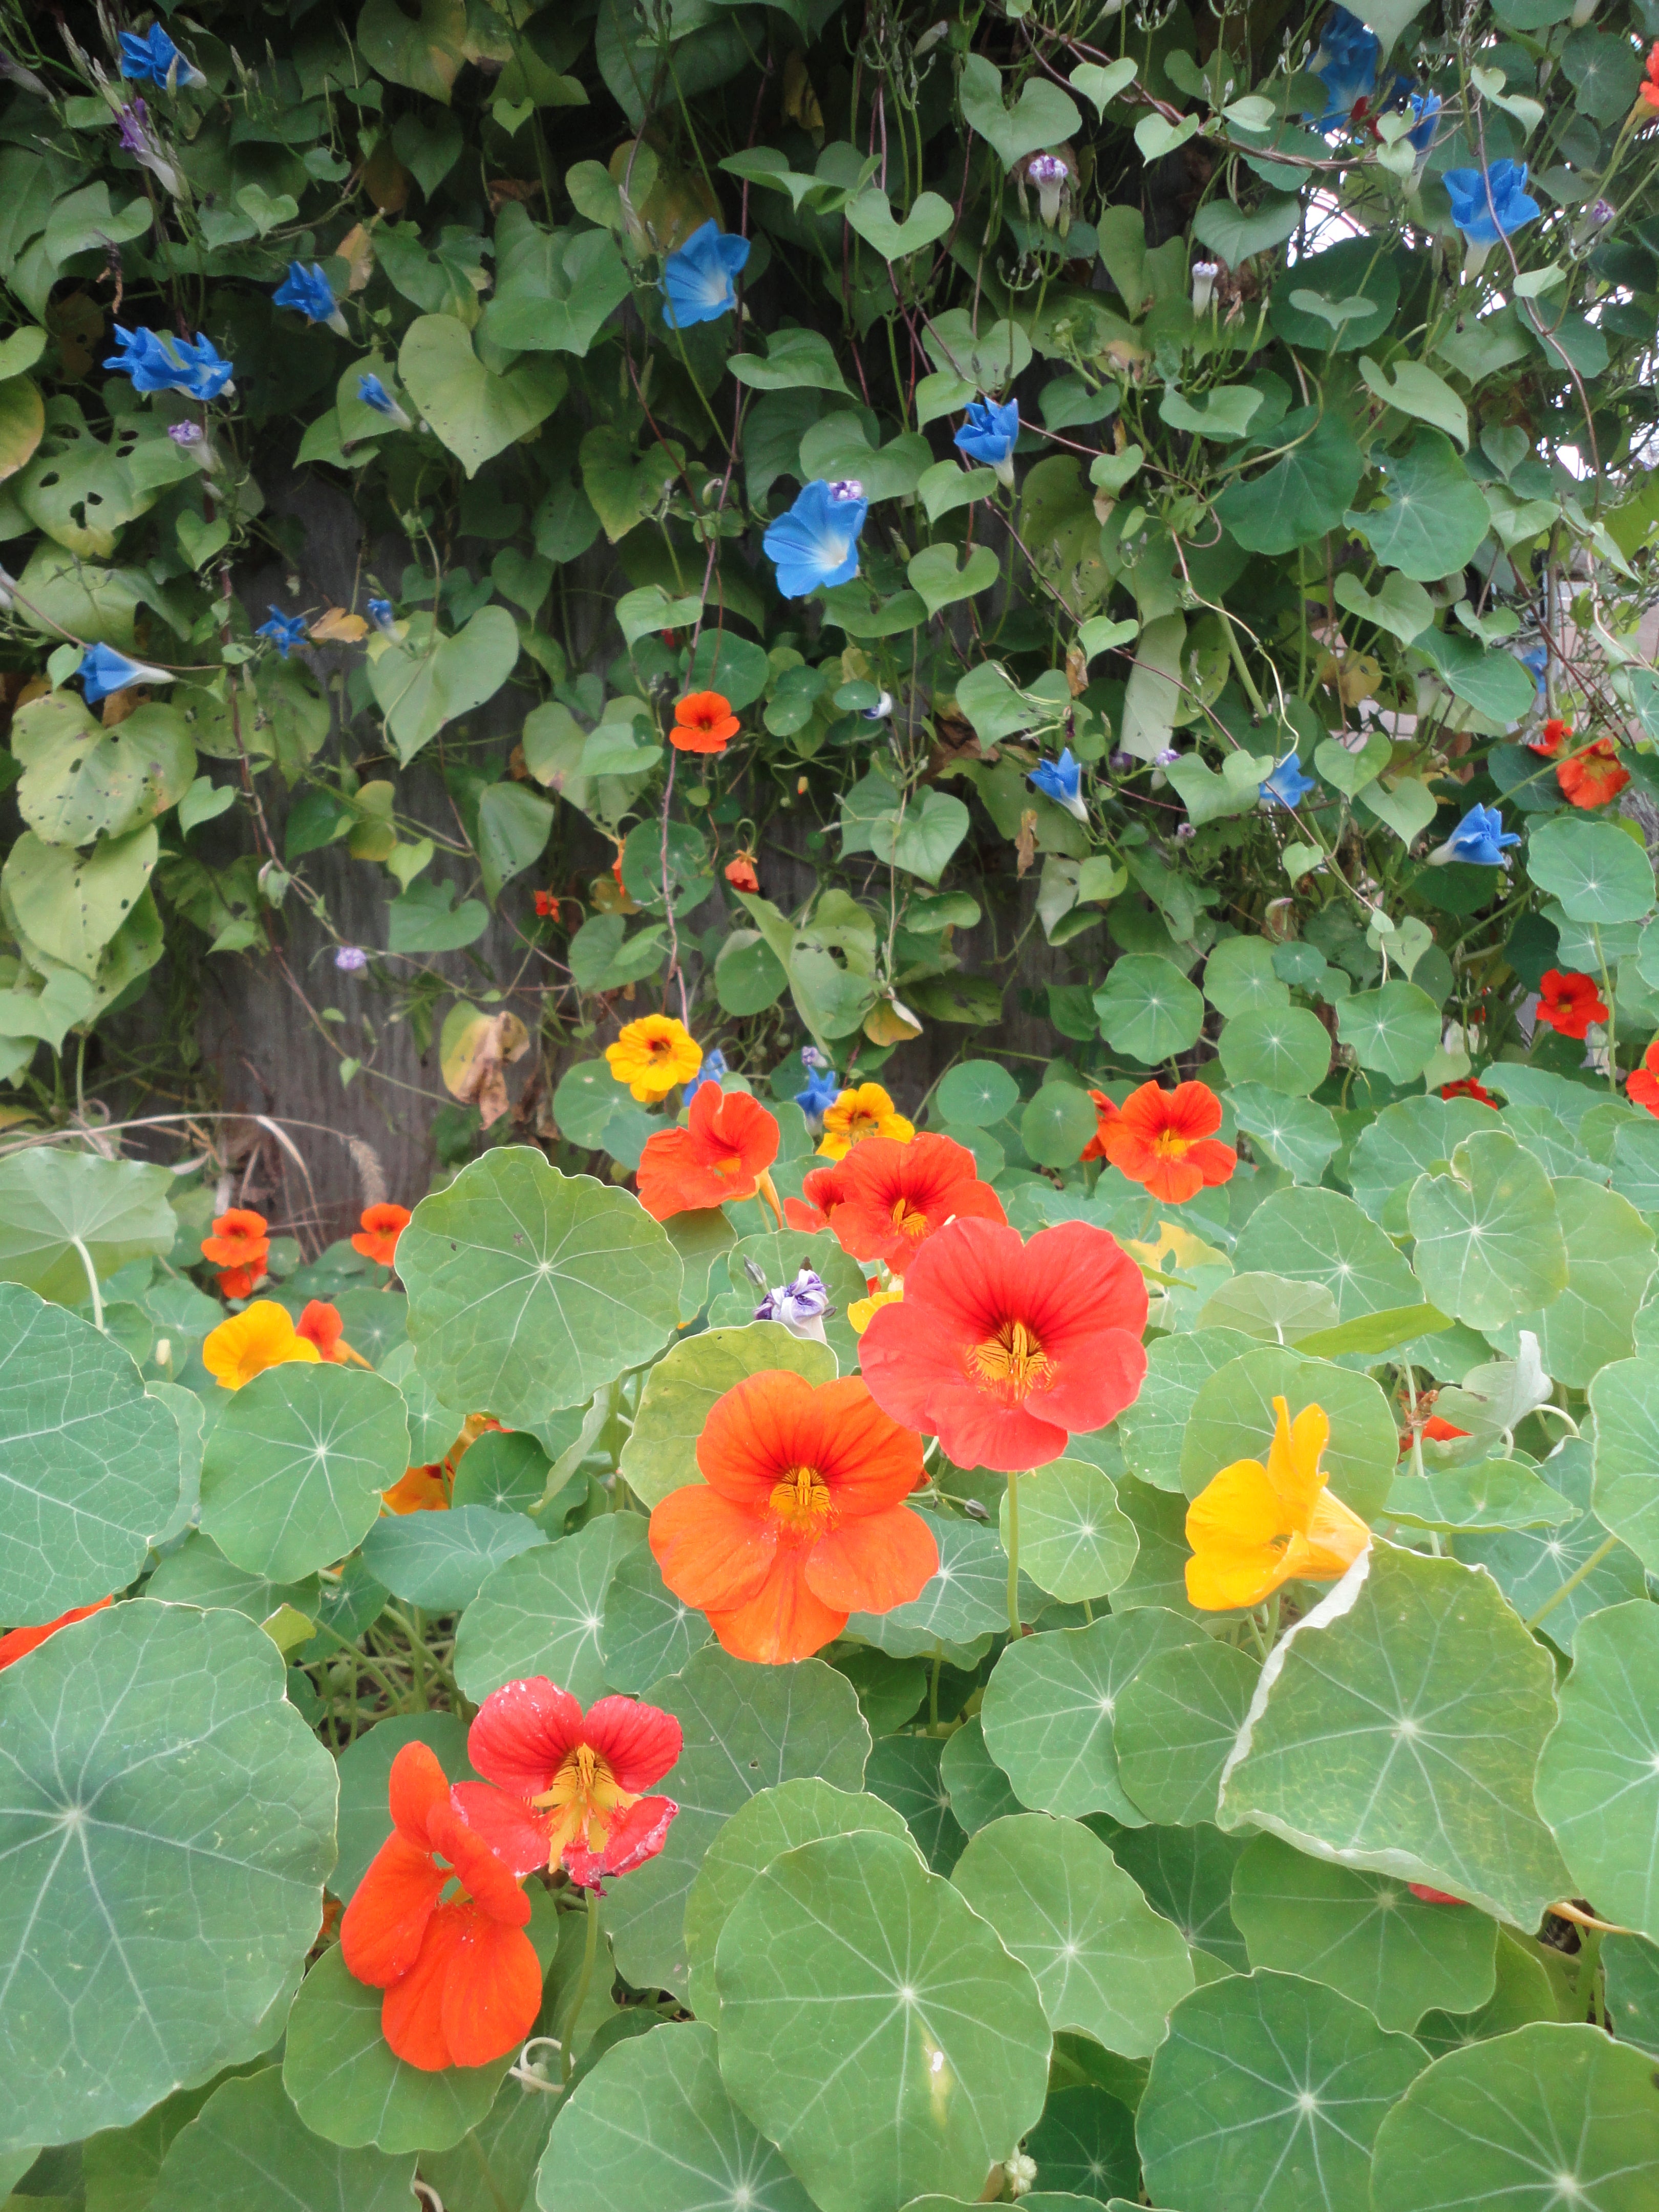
[
  {"left": 398, "top": 314, "right": 566, "bottom": 475},
  {"left": 959, "top": 55, "right": 1081, "bottom": 167}
]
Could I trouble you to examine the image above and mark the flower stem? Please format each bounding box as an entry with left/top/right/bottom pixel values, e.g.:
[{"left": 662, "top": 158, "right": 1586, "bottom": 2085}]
[
  {"left": 561, "top": 1889, "right": 603, "bottom": 2085},
  {"left": 1525, "top": 1535, "right": 1618, "bottom": 1631},
  {"left": 1006, "top": 1472, "right": 1022, "bottom": 1641}
]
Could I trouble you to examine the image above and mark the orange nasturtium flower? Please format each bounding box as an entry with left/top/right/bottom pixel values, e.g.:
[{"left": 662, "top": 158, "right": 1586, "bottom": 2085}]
[
  {"left": 859, "top": 1216, "right": 1149, "bottom": 1474},
  {"left": 202, "top": 1207, "right": 270, "bottom": 1298},
  {"left": 724, "top": 849, "right": 759, "bottom": 894},
  {"left": 605, "top": 1014, "right": 702, "bottom": 1104},
  {"left": 1535, "top": 968, "right": 1608, "bottom": 1040},
  {"left": 1642, "top": 39, "right": 1659, "bottom": 108},
  {"left": 816, "top": 1081, "right": 914, "bottom": 1160},
  {"left": 671, "top": 690, "right": 740, "bottom": 754},
  {"left": 1086, "top": 1080, "right": 1237, "bottom": 1204},
  {"left": 635, "top": 1085, "right": 780, "bottom": 1220},
  {"left": 202, "top": 1300, "right": 322, "bottom": 1389},
  {"left": 803, "top": 1134, "right": 1006, "bottom": 1275},
  {"left": 1440, "top": 1077, "right": 1496, "bottom": 1107},
  {"left": 296, "top": 1299, "right": 371, "bottom": 1366},
  {"left": 649, "top": 1370, "right": 938, "bottom": 1664},
  {"left": 339, "top": 1742, "right": 542, "bottom": 2072},
  {"left": 0, "top": 1598, "right": 113, "bottom": 1670},
  {"left": 384, "top": 1463, "right": 451, "bottom": 1514},
  {"left": 450, "top": 1677, "right": 681, "bottom": 1887},
  {"left": 353, "top": 1202, "right": 412, "bottom": 1267},
  {"left": 1184, "top": 1395, "right": 1369, "bottom": 1610},
  {"left": 1627, "top": 1039, "right": 1659, "bottom": 1116},
  {"left": 1557, "top": 736, "right": 1629, "bottom": 810},
  {"left": 1527, "top": 716, "right": 1573, "bottom": 758}
]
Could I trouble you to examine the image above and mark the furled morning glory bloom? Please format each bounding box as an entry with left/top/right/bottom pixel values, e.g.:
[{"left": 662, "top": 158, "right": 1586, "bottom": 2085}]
[
  {"left": 78, "top": 643, "right": 174, "bottom": 703},
  {"left": 119, "top": 23, "right": 206, "bottom": 88},
  {"left": 863, "top": 691, "right": 894, "bottom": 720},
  {"left": 1191, "top": 260, "right": 1220, "bottom": 313},
  {"left": 661, "top": 220, "right": 751, "bottom": 329},
  {"left": 1518, "top": 640, "right": 1548, "bottom": 699},
  {"left": 113, "top": 99, "right": 183, "bottom": 196},
  {"left": 762, "top": 479, "right": 868, "bottom": 599},
  {"left": 1260, "top": 750, "right": 1319, "bottom": 808},
  {"left": 1309, "top": 6, "right": 1379, "bottom": 130},
  {"left": 273, "top": 262, "right": 347, "bottom": 336},
  {"left": 367, "top": 598, "right": 397, "bottom": 634},
  {"left": 0, "top": 47, "right": 50, "bottom": 98},
  {"left": 1029, "top": 748, "right": 1089, "bottom": 824},
  {"left": 1407, "top": 90, "right": 1442, "bottom": 153},
  {"left": 357, "top": 374, "right": 411, "bottom": 429},
  {"left": 1428, "top": 802, "right": 1520, "bottom": 866},
  {"left": 795, "top": 1051, "right": 841, "bottom": 1124},
  {"left": 1026, "top": 152, "right": 1070, "bottom": 228},
  {"left": 1444, "top": 161, "right": 1540, "bottom": 248},
  {"left": 751, "top": 1264, "right": 835, "bottom": 1343},
  {"left": 257, "top": 608, "right": 309, "bottom": 658},
  {"left": 954, "top": 397, "right": 1019, "bottom": 488},
  {"left": 0, "top": 566, "right": 14, "bottom": 611},
  {"left": 335, "top": 945, "right": 369, "bottom": 972},
  {"left": 683, "top": 1046, "right": 729, "bottom": 1105},
  {"left": 166, "top": 419, "right": 218, "bottom": 473}
]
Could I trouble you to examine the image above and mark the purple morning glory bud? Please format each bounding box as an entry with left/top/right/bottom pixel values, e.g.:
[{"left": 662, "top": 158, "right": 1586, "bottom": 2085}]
[{"left": 752, "top": 1265, "right": 836, "bottom": 1341}]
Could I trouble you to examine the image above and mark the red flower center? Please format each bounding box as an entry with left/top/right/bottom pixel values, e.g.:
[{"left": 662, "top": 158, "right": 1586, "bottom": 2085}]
[{"left": 969, "top": 1317, "right": 1054, "bottom": 1403}]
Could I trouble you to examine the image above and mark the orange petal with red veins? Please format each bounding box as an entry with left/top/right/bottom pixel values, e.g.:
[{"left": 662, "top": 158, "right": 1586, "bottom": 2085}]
[
  {"left": 804, "top": 1503, "right": 939, "bottom": 1614},
  {"left": 438, "top": 1910, "right": 545, "bottom": 2068},
  {"left": 649, "top": 1483, "right": 779, "bottom": 1611}
]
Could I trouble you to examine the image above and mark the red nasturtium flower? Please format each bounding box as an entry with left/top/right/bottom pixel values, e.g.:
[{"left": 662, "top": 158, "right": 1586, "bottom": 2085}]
[
  {"left": 635, "top": 1085, "right": 780, "bottom": 1221},
  {"left": 1557, "top": 737, "right": 1629, "bottom": 810},
  {"left": 1627, "top": 1039, "right": 1659, "bottom": 1115},
  {"left": 671, "top": 691, "right": 739, "bottom": 754},
  {"left": 859, "top": 1217, "right": 1149, "bottom": 1474},
  {"left": 1399, "top": 1412, "right": 1470, "bottom": 1455},
  {"left": 1440, "top": 1077, "right": 1496, "bottom": 1105},
  {"left": 649, "top": 1371, "right": 937, "bottom": 1663},
  {"left": 0, "top": 1598, "right": 113, "bottom": 1669},
  {"left": 1535, "top": 968, "right": 1608, "bottom": 1040},
  {"left": 1090, "top": 1081, "right": 1237, "bottom": 1204},
  {"left": 354, "top": 1202, "right": 412, "bottom": 1266},
  {"left": 1528, "top": 717, "right": 1573, "bottom": 758},
  {"left": 296, "top": 1299, "right": 345, "bottom": 1359},
  {"left": 533, "top": 889, "right": 557, "bottom": 918},
  {"left": 339, "top": 1741, "right": 542, "bottom": 2072},
  {"left": 1643, "top": 38, "right": 1659, "bottom": 107},
  {"left": 1409, "top": 1884, "right": 1469, "bottom": 1904},
  {"left": 451, "top": 1678, "right": 682, "bottom": 1888},
  {"left": 801, "top": 1134, "right": 1007, "bottom": 1276},
  {"left": 202, "top": 1207, "right": 269, "bottom": 1298},
  {"left": 724, "top": 850, "right": 759, "bottom": 894}
]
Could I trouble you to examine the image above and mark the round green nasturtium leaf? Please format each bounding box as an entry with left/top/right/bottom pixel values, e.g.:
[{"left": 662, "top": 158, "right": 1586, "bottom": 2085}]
[
  {"left": 1459, "top": 1443, "right": 1646, "bottom": 1647},
  {"left": 980, "top": 1609, "right": 1206, "bottom": 1823},
  {"left": 849, "top": 1515, "right": 1040, "bottom": 1657},
  {"left": 1025, "top": 2085, "right": 1141, "bottom": 2202},
  {"left": 714, "top": 1830, "right": 1052, "bottom": 2212},
  {"left": 1093, "top": 955, "right": 1205, "bottom": 1064},
  {"left": 538, "top": 2020, "right": 816, "bottom": 2212},
  {"left": 332, "top": 1712, "right": 476, "bottom": 1905},
  {"left": 0, "top": 1147, "right": 176, "bottom": 1307},
  {"left": 379, "top": 1339, "right": 465, "bottom": 1465},
  {"left": 1204, "top": 935, "right": 1290, "bottom": 1018},
  {"left": 451, "top": 1427, "right": 552, "bottom": 1513},
  {"left": 867, "top": 1733, "right": 968, "bottom": 1874},
  {"left": 935, "top": 1059, "right": 1020, "bottom": 1126},
  {"left": 331, "top": 1286, "right": 409, "bottom": 1366},
  {"left": 951, "top": 1814, "right": 1192, "bottom": 2055},
  {"left": 1001, "top": 1459, "right": 1138, "bottom": 1601},
  {"left": 454, "top": 1514, "right": 646, "bottom": 1704},
  {"left": 198, "top": 1363, "right": 410, "bottom": 1582},
  {"left": 360, "top": 1501, "right": 546, "bottom": 1611},
  {"left": 1412, "top": 1925, "right": 1569, "bottom": 2058},
  {"left": 1229, "top": 1833, "right": 1497, "bottom": 2033},
  {"left": 1536, "top": 1601, "right": 1659, "bottom": 1943},
  {"left": 284, "top": 1898, "right": 559, "bottom": 2152},
  {"left": 1219, "top": 1543, "right": 1574, "bottom": 1929},
  {"left": 398, "top": 1147, "right": 684, "bottom": 1432},
  {"left": 1270, "top": 234, "right": 1399, "bottom": 352},
  {"left": 1197, "top": 1272, "right": 1339, "bottom": 1343},
  {"left": 1369, "top": 2023, "right": 1659, "bottom": 2212},
  {"left": 1109, "top": 1821, "right": 1251, "bottom": 1971},
  {"left": 149, "top": 2065, "right": 415, "bottom": 2212},
  {"left": 1232, "top": 1186, "right": 1419, "bottom": 1324},
  {"left": 1347, "top": 1095, "right": 1500, "bottom": 1224},
  {"left": 938, "top": 1718, "right": 1025, "bottom": 1834},
  {"left": 1407, "top": 1131, "right": 1568, "bottom": 1332},
  {"left": 1492, "top": 1178, "right": 1654, "bottom": 1391},
  {"left": 144, "top": 1529, "right": 321, "bottom": 1624},
  {"left": 1217, "top": 1005, "right": 1332, "bottom": 1096},
  {"left": 1381, "top": 1459, "right": 1575, "bottom": 1535},
  {"left": 1526, "top": 815, "right": 1657, "bottom": 926},
  {"left": 1113, "top": 1639, "right": 1261, "bottom": 1825},
  {"left": 1224, "top": 1084, "right": 1339, "bottom": 1184},
  {"left": 0, "top": 1601, "right": 335, "bottom": 2147},
  {"left": 1335, "top": 981, "right": 1441, "bottom": 1083},
  {"left": 1021, "top": 1084, "right": 1100, "bottom": 1169},
  {"left": 1137, "top": 1970, "right": 1429, "bottom": 2212},
  {"left": 605, "top": 1649, "right": 871, "bottom": 2001},
  {"left": 0, "top": 1283, "right": 181, "bottom": 1624},
  {"left": 618, "top": 1322, "right": 838, "bottom": 1509},
  {"left": 1588, "top": 1355, "right": 1659, "bottom": 1575},
  {"left": 1114, "top": 1328, "right": 1257, "bottom": 1493},
  {"left": 684, "top": 1780, "right": 912, "bottom": 2020},
  {"left": 600, "top": 1537, "right": 713, "bottom": 1693},
  {"left": 1603, "top": 1934, "right": 1659, "bottom": 2057},
  {"left": 1178, "top": 1347, "right": 1398, "bottom": 1520}
]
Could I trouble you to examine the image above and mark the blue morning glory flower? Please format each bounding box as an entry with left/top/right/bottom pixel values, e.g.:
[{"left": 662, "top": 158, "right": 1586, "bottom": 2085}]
[
  {"left": 1308, "top": 7, "right": 1379, "bottom": 130},
  {"left": 1517, "top": 641, "right": 1548, "bottom": 700},
  {"left": 118, "top": 24, "right": 205, "bottom": 89},
  {"left": 170, "top": 334, "right": 235, "bottom": 401},
  {"left": 257, "top": 608, "right": 309, "bottom": 658},
  {"left": 357, "top": 374, "right": 411, "bottom": 428},
  {"left": 1260, "top": 750, "right": 1319, "bottom": 808},
  {"left": 1407, "top": 90, "right": 1442, "bottom": 154},
  {"left": 684, "top": 1047, "right": 729, "bottom": 1105},
  {"left": 102, "top": 326, "right": 178, "bottom": 389},
  {"left": 795, "top": 1051, "right": 840, "bottom": 1123},
  {"left": 954, "top": 397, "right": 1019, "bottom": 487},
  {"left": 1429, "top": 802, "right": 1520, "bottom": 866},
  {"left": 1029, "top": 748, "right": 1089, "bottom": 824},
  {"left": 762, "top": 479, "right": 868, "bottom": 599},
  {"left": 662, "top": 221, "right": 751, "bottom": 329},
  {"left": 78, "top": 644, "right": 173, "bottom": 703},
  {"left": 1443, "top": 161, "right": 1540, "bottom": 247},
  {"left": 367, "top": 598, "right": 397, "bottom": 634},
  {"left": 106, "top": 327, "right": 235, "bottom": 401},
  {"left": 273, "top": 262, "right": 346, "bottom": 334}
]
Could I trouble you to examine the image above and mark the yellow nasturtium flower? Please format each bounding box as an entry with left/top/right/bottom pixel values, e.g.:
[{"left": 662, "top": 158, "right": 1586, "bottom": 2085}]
[
  {"left": 604, "top": 1015, "right": 701, "bottom": 1103},
  {"left": 1184, "top": 1395, "right": 1369, "bottom": 1610},
  {"left": 816, "top": 1081, "right": 914, "bottom": 1160},
  {"left": 202, "top": 1301, "right": 322, "bottom": 1390},
  {"left": 848, "top": 1285, "right": 904, "bottom": 1335}
]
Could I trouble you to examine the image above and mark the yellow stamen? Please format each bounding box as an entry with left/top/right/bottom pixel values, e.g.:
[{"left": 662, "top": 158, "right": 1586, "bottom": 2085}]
[
  {"left": 969, "top": 1320, "right": 1054, "bottom": 1401},
  {"left": 889, "top": 1197, "right": 929, "bottom": 1238},
  {"left": 769, "top": 1462, "right": 834, "bottom": 1533}
]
